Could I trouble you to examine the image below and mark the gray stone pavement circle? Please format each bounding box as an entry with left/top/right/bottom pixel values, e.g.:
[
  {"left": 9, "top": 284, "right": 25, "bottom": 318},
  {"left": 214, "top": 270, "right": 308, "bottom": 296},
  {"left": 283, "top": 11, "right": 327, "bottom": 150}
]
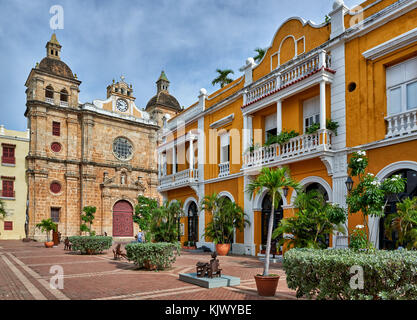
[{"left": 179, "top": 273, "right": 241, "bottom": 288}]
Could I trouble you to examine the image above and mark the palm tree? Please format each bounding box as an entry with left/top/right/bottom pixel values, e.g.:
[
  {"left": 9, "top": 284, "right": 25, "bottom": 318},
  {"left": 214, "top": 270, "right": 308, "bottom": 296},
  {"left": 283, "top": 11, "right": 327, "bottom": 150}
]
[
  {"left": 202, "top": 194, "right": 250, "bottom": 245},
  {"left": 254, "top": 48, "right": 266, "bottom": 63},
  {"left": 246, "top": 167, "right": 300, "bottom": 276},
  {"left": 384, "top": 197, "right": 417, "bottom": 249},
  {"left": 212, "top": 69, "right": 234, "bottom": 88}
]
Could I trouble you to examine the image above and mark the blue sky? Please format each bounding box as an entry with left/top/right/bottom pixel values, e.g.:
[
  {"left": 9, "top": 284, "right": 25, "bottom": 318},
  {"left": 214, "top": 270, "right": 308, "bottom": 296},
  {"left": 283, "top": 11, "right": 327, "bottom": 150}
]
[{"left": 0, "top": 0, "right": 359, "bottom": 131}]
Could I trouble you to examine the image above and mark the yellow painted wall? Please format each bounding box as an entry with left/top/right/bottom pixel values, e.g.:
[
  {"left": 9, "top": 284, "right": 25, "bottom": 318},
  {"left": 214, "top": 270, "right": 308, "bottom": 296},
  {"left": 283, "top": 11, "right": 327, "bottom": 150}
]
[
  {"left": 163, "top": 1, "right": 417, "bottom": 251},
  {"left": 345, "top": 9, "right": 417, "bottom": 147},
  {"left": 204, "top": 176, "right": 245, "bottom": 244},
  {"left": 204, "top": 97, "right": 244, "bottom": 180},
  {"left": 253, "top": 18, "right": 330, "bottom": 82},
  {"left": 167, "top": 187, "right": 198, "bottom": 244},
  {"left": 0, "top": 127, "right": 29, "bottom": 240}
]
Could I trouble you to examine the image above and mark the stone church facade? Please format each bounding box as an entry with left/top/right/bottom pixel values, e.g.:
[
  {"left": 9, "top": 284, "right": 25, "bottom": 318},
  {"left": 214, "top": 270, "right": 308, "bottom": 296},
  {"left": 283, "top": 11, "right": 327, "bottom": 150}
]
[{"left": 24, "top": 34, "right": 181, "bottom": 240}]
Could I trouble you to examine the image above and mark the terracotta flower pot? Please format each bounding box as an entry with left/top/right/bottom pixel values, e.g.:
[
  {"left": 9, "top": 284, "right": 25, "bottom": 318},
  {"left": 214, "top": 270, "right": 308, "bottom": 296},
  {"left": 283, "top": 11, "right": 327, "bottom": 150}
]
[
  {"left": 216, "top": 243, "right": 231, "bottom": 256},
  {"left": 254, "top": 274, "right": 280, "bottom": 296},
  {"left": 144, "top": 260, "right": 157, "bottom": 270},
  {"left": 44, "top": 241, "right": 54, "bottom": 248},
  {"left": 86, "top": 249, "right": 96, "bottom": 255}
]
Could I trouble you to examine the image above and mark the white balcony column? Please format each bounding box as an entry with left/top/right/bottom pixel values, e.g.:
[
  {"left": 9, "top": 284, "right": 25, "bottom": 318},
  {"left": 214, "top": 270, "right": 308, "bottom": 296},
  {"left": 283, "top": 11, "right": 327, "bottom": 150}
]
[
  {"left": 318, "top": 49, "right": 327, "bottom": 69},
  {"left": 172, "top": 146, "right": 177, "bottom": 175},
  {"left": 243, "top": 116, "right": 249, "bottom": 151},
  {"left": 276, "top": 99, "right": 283, "bottom": 134},
  {"left": 248, "top": 116, "right": 253, "bottom": 147},
  {"left": 276, "top": 73, "right": 282, "bottom": 90},
  {"left": 243, "top": 115, "right": 253, "bottom": 153},
  {"left": 320, "top": 81, "right": 327, "bottom": 130},
  {"left": 189, "top": 137, "right": 194, "bottom": 175}
]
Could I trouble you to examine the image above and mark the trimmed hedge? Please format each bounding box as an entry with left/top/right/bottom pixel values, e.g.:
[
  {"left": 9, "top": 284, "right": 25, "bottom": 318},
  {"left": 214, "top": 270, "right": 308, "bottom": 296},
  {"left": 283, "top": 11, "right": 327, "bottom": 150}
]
[
  {"left": 283, "top": 248, "right": 417, "bottom": 300},
  {"left": 125, "top": 242, "right": 180, "bottom": 270},
  {"left": 69, "top": 236, "right": 112, "bottom": 254}
]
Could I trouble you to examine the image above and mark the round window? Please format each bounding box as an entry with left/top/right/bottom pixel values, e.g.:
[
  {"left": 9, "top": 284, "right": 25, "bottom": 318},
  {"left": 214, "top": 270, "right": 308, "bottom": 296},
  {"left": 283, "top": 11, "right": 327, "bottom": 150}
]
[
  {"left": 51, "top": 142, "right": 62, "bottom": 153},
  {"left": 50, "top": 182, "right": 62, "bottom": 194},
  {"left": 113, "top": 137, "right": 133, "bottom": 160}
]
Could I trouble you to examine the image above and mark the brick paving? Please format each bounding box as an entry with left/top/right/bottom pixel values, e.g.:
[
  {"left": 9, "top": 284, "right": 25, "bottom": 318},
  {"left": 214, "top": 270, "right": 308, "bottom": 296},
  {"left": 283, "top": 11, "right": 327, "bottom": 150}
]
[{"left": 0, "top": 240, "right": 297, "bottom": 300}]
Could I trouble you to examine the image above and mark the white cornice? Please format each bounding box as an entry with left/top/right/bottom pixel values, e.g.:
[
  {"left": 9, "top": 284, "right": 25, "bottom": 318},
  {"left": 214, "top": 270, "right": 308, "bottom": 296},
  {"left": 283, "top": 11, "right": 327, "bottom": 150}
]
[
  {"left": 363, "top": 26, "right": 417, "bottom": 60},
  {"left": 81, "top": 103, "right": 157, "bottom": 126},
  {"left": 344, "top": 0, "right": 417, "bottom": 41},
  {"left": 206, "top": 77, "right": 244, "bottom": 101},
  {"left": 209, "top": 114, "right": 234, "bottom": 129},
  {"left": 203, "top": 172, "right": 243, "bottom": 185},
  {"left": 347, "top": 132, "right": 417, "bottom": 153}
]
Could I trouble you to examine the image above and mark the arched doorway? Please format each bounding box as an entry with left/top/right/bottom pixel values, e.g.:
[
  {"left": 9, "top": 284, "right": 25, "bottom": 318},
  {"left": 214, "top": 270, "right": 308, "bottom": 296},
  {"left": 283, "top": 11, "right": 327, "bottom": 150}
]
[
  {"left": 113, "top": 200, "right": 133, "bottom": 237},
  {"left": 187, "top": 202, "right": 198, "bottom": 243},
  {"left": 219, "top": 195, "right": 234, "bottom": 243},
  {"left": 379, "top": 169, "right": 417, "bottom": 249},
  {"left": 305, "top": 182, "right": 330, "bottom": 247},
  {"left": 261, "top": 194, "right": 283, "bottom": 245}
]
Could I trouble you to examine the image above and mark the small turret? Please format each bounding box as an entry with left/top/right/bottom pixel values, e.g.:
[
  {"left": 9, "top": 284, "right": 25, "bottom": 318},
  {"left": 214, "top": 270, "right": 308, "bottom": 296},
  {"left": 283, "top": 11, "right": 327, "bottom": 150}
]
[{"left": 46, "top": 33, "right": 61, "bottom": 60}]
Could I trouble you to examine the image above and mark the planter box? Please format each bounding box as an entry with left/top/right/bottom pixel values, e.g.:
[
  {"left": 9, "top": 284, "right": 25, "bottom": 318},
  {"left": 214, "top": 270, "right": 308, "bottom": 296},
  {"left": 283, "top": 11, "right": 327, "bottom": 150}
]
[{"left": 183, "top": 246, "right": 197, "bottom": 250}]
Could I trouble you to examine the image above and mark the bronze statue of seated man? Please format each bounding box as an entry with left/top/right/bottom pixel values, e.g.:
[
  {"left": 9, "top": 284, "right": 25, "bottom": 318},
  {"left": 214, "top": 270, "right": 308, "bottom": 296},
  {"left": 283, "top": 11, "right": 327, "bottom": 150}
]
[{"left": 196, "top": 252, "right": 222, "bottom": 278}]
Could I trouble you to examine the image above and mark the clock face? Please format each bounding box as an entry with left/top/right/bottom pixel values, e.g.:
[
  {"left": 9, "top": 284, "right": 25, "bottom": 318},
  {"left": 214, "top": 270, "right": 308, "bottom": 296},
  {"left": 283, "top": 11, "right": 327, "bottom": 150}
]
[{"left": 116, "top": 99, "right": 128, "bottom": 112}]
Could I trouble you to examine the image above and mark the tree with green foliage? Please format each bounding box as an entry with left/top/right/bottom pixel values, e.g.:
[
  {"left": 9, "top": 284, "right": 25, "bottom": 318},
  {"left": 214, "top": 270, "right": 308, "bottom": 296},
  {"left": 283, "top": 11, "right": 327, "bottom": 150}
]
[
  {"left": 202, "top": 194, "right": 250, "bottom": 244},
  {"left": 384, "top": 197, "right": 417, "bottom": 249},
  {"left": 346, "top": 150, "right": 406, "bottom": 248},
  {"left": 133, "top": 195, "right": 158, "bottom": 242},
  {"left": 151, "top": 200, "right": 183, "bottom": 243},
  {"left": 254, "top": 47, "right": 266, "bottom": 63},
  {"left": 273, "top": 190, "right": 347, "bottom": 249},
  {"left": 246, "top": 167, "right": 300, "bottom": 276},
  {"left": 80, "top": 206, "right": 96, "bottom": 236},
  {"left": 211, "top": 69, "right": 234, "bottom": 88},
  {"left": 36, "top": 218, "right": 57, "bottom": 242}
]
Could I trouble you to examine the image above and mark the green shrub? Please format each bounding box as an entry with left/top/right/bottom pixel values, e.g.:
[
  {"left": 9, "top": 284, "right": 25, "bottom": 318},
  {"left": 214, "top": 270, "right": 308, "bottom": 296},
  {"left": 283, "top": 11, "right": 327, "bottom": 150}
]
[
  {"left": 125, "top": 242, "right": 181, "bottom": 270},
  {"left": 69, "top": 236, "right": 112, "bottom": 254},
  {"left": 349, "top": 228, "right": 369, "bottom": 251},
  {"left": 264, "top": 129, "right": 299, "bottom": 147},
  {"left": 283, "top": 248, "right": 417, "bottom": 300}
]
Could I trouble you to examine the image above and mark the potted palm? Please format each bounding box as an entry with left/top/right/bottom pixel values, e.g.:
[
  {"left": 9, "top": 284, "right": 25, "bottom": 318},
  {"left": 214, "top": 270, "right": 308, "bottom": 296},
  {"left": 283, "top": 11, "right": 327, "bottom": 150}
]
[
  {"left": 201, "top": 193, "right": 250, "bottom": 256},
  {"left": 247, "top": 167, "right": 299, "bottom": 296},
  {"left": 36, "top": 218, "right": 57, "bottom": 248}
]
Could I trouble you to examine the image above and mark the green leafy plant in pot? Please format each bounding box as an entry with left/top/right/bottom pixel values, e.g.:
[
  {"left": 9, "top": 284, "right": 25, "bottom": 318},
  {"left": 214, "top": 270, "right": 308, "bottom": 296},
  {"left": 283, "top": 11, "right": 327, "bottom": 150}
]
[
  {"left": 36, "top": 218, "right": 57, "bottom": 248},
  {"left": 201, "top": 193, "right": 250, "bottom": 256},
  {"left": 247, "top": 167, "right": 300, "bottom": 296}
]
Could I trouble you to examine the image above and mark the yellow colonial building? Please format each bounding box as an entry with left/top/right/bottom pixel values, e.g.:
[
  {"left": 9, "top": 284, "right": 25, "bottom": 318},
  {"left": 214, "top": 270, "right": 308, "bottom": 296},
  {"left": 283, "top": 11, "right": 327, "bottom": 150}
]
[
  {"left": 157, "top": 0, "right": 417, "bottom": 255},
  {"left": 0, "top": 125, "right": 29, "bottom": 240}
]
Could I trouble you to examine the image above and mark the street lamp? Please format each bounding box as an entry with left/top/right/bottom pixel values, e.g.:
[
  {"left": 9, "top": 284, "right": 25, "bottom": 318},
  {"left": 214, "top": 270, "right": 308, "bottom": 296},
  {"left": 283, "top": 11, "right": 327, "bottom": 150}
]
[
  {"left": 345, "top": 176, "right": 354, "bottom": 192},
  {"left": 283, "top": 186, "right": 289, "bottom": 198}
]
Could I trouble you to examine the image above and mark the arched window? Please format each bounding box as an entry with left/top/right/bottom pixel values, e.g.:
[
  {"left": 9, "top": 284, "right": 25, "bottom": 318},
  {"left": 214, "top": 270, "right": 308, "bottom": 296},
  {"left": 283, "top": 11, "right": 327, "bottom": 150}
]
[
  {"left": 60, "top": 89, "right": 68, "bottom": 102},
  {"left": 187, "top": 202, "right": 199, "bottom": 243},
  {"left": 45, "top": 85, "right": 54, "bottom": 99},
  {"left": 379, "top": 169, "right": 417, "bottom": 249}
]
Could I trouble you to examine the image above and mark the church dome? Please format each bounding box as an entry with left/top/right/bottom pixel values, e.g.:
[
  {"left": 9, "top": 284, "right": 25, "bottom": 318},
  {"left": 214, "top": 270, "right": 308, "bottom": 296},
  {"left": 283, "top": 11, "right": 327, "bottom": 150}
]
[
  {"left": 38, "top": 57, "right": 75, "bottom": 79},
  {"left": 145, "top": 71, "right": 181, "bottom": 112},
  {"left": 146, "top": 91, "right": 181, "bottom": 111}
]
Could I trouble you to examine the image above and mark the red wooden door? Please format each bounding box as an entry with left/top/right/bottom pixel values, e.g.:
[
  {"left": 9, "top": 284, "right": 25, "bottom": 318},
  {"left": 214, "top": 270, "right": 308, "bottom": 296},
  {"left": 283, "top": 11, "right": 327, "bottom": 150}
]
[{"left": 113, "top": 200, "right": 133, "bottom": 237}]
